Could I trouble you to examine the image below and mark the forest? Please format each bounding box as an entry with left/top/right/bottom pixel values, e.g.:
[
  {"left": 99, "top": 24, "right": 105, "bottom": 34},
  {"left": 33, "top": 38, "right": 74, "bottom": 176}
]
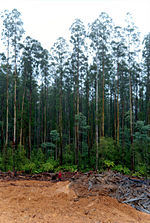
[{"left": 0, "top": 9, "right": 150, "bottom": 176}]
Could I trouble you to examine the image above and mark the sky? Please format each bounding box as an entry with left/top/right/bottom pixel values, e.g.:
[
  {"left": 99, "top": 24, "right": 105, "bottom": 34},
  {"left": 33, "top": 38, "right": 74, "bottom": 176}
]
[{"left": 0, "top": 0, "right": 150, "bottom": 50}]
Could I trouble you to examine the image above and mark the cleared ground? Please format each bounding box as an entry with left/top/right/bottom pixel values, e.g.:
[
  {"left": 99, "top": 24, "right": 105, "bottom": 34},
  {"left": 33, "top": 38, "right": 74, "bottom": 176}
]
[{"left": 0, "top": 179, "right": 150, "bottom": 223}]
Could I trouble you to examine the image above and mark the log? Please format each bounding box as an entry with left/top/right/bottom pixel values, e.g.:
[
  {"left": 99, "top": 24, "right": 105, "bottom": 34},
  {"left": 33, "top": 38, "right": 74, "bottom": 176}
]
[{"left": 122, "top": 197, "right": 148, "bottom": 203}]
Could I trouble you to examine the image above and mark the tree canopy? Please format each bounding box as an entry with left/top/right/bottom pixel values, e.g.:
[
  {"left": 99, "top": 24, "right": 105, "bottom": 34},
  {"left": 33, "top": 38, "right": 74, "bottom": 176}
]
[{"left": 0, "top": 9, "right": 150, "bottom": 175}]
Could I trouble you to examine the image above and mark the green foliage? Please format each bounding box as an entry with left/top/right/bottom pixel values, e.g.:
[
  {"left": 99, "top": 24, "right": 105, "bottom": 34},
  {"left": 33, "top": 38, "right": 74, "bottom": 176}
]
[
  {"left": 23, "top": 162, "right": 36, "bottom": 174},
  {"left": 1, "top": 148, "right": 13, "bottom": 171},
  {"left": 78, "top": 142, "right": 89, "bottom": 169},
  {"left": 63, "top": 144, "right": 74, "bottom": 164},
  {"left": 113, "top": 164, "right": 130, "bottom": 175},
  {"left": 50, "top": 130, "right": 60, "bottom": 142},
  {"left": 134, "top": 121, "right": 150, "bottom": 175},
  {"left": 15, "top": 146, "right": 28, "bottom": 171},
  {"left": 41, "top": 162, "right": 55, "bottom": 172},
  {"left": 31, "top": 148, "right": 45, "bottom": 169},
  {"left": 134, "top": 121, "right": 150, "bottom": 141},
  {"left": 75, "top": 113, "right": 90, "bottom": 135},
  {"left": 99, "top": 137, "right": 120, "bottom": 162},
  {"left": 89, "top": 144, "right": 96, "bottom": 168},
  {"left": 56, "top": 165, "right": 77, "bottom": 172},
  {"left": 41, "top": 142, "right": 55, "bottom": 149},
  {"left": 79, "top": 166, "right": 93, "bottom": 173},
  {"left": 0, "top": 156, "right": 3, "bottom": 171},
  {"left": 104, "top": 160, "right": 114, "bottom": 169},
  {"left": 133, "top": 164, "right": 147, "bottom": 177}
]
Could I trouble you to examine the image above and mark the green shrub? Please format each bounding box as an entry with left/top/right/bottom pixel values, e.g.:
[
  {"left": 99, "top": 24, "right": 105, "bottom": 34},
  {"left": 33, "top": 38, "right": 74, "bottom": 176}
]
[
  {"left": 38, "top": 158, "right": 58, "bottom": 173},
  {"left": 63, "top": 144, "right": 74, "bottom": 164},
  {"left": 23, "top": 162, "right": 36, "bottom": 174},
  {"left": 15, "top": 146, "right": 28, "bottom": 171},
  {"left": 113, "top": 164, "right": 130, "bottom": 175},
  {"left": 31, "top": 148, "right": 45, "bottom": 169},
  {"left": 2, "top": 148, "right": 13, "bottom": 171},
  {"left": 104, "top": 160, "right": 114, "bottom": 169},
  {"left": 56, "top": 165, "right": 77, "bottom": 172},
  {"left": 0, "top": 155, "right": 3, "bottom": 171},
  {"left": 31, "top": 148, "right": 45, "bottom": 162},
  {"left": 41, "top": 162, "right": 54, "bottom": 172},
  {"left": 79, "top": 166, "right": 92, "bottom": 173},
  {"left": 100, "top": 137, "right": 120, "bottom": 163},
  {"left": 134, "top": 164, "right": 147, "bottom": 177}
]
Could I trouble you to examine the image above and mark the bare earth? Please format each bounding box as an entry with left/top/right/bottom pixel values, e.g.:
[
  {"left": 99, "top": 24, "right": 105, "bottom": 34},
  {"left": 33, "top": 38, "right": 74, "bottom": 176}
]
[{"left": 0, "top": 179, "right": 150, "bottom": 223}]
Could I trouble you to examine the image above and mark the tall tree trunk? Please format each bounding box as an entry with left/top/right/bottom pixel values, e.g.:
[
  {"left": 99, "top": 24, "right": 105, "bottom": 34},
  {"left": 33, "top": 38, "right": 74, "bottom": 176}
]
[
  {"left": 121, "top": 94, "right": 125, "bottom": 163},
  {"left": 41, "top": 83, "right": 44, "bottom": 143},
  {"left": 67, "top": 89, "right": 71, "bottom": 145},
  {"left": 90, "top": 98, "right": 94, "bottom": 152},
  {"left": 29, "top": 76, "right": 32, "bottom": 159},
  {"left": 44, "top": 84, "right": 47, "bottom": 143},
  {"left": 19, "top": 79, "right": 26, "bottom": 146},
  {"left": 13, "top": 40, "right": 17, "bottom": 171},
  {"left": 147, "top": 101, "right": 150, "bottom": 126},
  {"left": 1, "top": 120, "right": 4, "bottom": 152},
  {"left": 146, "top": 71, "right": 150, "bottom": 126},
  {"left": 86, "top": 69, "right": 90, "bottom": 163},
  {"left": 59, "top": 70, "right": 63, "bottom": 165},
  {"left": 75, "top": 75, "right": 79, "bottom": 168},
  {"left": 75, "top": 48, "right": 79, "bottom": 168},
  {"left": 1, "top": 96, "right": 4, "bottom": 152},
  {"left": 116, "top": 63, "right": 119, "bottom": 145},
  {"left": 96, "top": 59, "right": 99, "bottom": 171},
  {"left": 5, "top": 38, "right": 9, "bottom": 149},
  {"left": 135, "top": 79, "right": 138, "bottom": 121},
  {"left": 129, "top": 71, "right": 134, "bottom": 170},
  {"left": 13, "top": 67, "right": 17, "bottom": 147},
  {"left": 110, "top": 91, "right": 113, "bottom": 137},
  {"left": 101, "top": 55, "right": 105, "bottom": 137},
  {"left": 114, "top": 82, "right": 116, "bottom": 141}
]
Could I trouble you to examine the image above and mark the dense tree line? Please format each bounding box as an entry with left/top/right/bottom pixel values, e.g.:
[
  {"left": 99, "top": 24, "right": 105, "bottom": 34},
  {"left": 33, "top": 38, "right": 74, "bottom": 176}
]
[{"left": 0, "top": 9, "right": 150, "bottom": 175}]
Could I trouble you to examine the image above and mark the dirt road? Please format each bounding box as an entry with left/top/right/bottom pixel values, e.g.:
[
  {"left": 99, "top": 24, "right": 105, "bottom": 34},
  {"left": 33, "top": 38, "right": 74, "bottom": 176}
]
[{"left": 0, "top": 179, "right": 150, "bottom": 223}]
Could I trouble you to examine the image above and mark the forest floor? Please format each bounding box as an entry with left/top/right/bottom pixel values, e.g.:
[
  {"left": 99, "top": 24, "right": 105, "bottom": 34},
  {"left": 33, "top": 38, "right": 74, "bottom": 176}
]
[{"left": 0, "top": 171, "right": 150, "bottom": 223}]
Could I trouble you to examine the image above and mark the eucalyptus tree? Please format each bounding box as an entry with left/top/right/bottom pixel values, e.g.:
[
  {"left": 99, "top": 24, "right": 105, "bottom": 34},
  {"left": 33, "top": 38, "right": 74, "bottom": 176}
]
[
  {"left": 99, "top": 13, "right": 113, "bottom": 138},
  {"left": 0, "top": 53, "right": 7, "bottom": 151},
  {"left": 1, "top": 10, "right": 13, "bottom": 148},
  {"left": 119, "top": 60, "right": 129, "bottom": 160},
  {"left": 19, "top": 36, "right": 41, "bottom": 157},
  {"left": 89, "top": 12, "right": 113, "bottom": 169},
  {"left": 1, "top": 9, "right": 24, "bottom": 172},
  {"left": 49, "top": 37, "right": 69, "bottom": 164},
  {"left": 39, "top": 48, "right": 50, "bottom": 144},
  {"left": 18, "top": 50, "right": 27, "bottom": 147},
  {"left": 111, "top": 26, "right": 127, "bottom": 145},
  {"left": 69, "top": 19, "right": 87, "bottom": 167},
  {"left": 84, "top": 62, "right": 91, "bottom": 161},
  {"left": 63, "top": 57, "right": 74, "bottom": 146},
  {"left": 131, "top": 61, "right": 141, "bottom": 122},
  {"left": 124, "top": 12, "right": 141, "bottom": 170},
  {"left": 143, "top": 33, "right": 150, "bottom": 125},
  {"left": 90, "top": 13, "right": 113, "bottom": 138},
  {"left": 10, "top": 9, "right": 24, "bottom": 150},
  {"left": 89, "top": 20, "right": 100, "bottom": 170}
]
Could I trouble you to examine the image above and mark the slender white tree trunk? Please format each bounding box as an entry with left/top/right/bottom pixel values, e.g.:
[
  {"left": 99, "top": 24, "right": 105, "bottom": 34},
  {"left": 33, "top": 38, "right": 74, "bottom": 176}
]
[{"left": 96, "top": 55, "right": 99, "bottom": 171}]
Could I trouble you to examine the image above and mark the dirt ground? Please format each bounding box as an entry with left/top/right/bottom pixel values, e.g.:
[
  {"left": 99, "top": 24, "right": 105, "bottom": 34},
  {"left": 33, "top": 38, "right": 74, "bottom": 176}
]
[{"left": 0, "top": 179, "right": 150, "bottom": 223}]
